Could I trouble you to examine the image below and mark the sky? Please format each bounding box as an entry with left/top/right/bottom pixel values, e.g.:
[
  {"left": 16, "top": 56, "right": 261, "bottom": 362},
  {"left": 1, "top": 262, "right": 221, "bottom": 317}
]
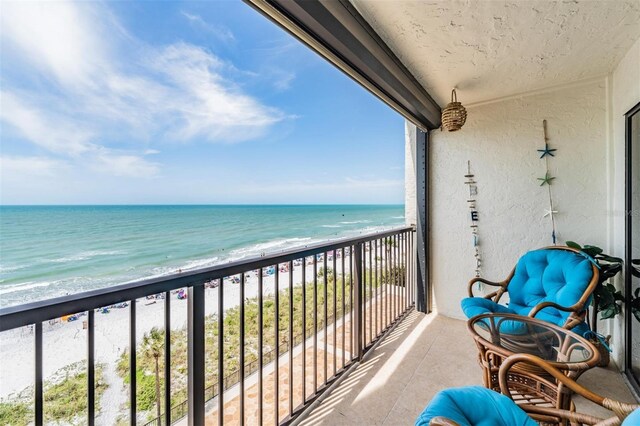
[{"left": 0, "top": 1, "right": 406, "bottom": 205}]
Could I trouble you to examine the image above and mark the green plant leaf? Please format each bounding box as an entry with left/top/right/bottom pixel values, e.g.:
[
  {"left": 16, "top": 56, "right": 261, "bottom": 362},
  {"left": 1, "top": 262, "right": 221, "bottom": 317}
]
[
  {"left": 566, "top": 241, "right": 582, "bottom": 250},
  {"left": 633, "top": 307, "right": 640, "bottom": 323},
  {"left": 600, "top": 307, "right": 616, "bottom": 319},
  {"left": 583, "top": 245, "right": 603, "bottom": 256},
  {"left": 598, "top": 254, "right": 624, "bottom": 263}
]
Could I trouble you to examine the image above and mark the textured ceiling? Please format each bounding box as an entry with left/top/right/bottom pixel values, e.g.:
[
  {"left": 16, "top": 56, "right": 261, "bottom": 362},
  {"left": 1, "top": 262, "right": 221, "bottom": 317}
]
[{"left": 351, "top": 0, "right": 640, "bottom": 106}]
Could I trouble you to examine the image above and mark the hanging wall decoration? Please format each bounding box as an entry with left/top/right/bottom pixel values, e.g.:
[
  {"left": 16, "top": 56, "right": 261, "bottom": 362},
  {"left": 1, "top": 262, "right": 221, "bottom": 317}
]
[
  {"left": 465, "top": 161, "right": 482, "bottom": 277},
  {"left": 442, "top": 89, "right": 467, "bottom": 132},
  {"left": 538, "top": 119, "right": 559, "bottom": 244}
]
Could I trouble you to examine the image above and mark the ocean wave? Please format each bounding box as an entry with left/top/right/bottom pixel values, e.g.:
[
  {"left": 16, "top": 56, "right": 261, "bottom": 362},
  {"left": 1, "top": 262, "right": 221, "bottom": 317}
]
[
  {"left": 392, "top": 216, "right": 405, "bottom": 219},
  {"left": 0, "top": 281, "right": 52, "bottom": 295},
  {"left": 321, "top": 225, "right": 342, "bottom": 228},
  {"left": 0, "top": 264, "right": 27, "bottom": 273},
  {"left": 339, "top": 220, "right": 372, "bottom": 224},
  {"left": 48, "top": 250, "right": 127, "bottom": 263},
  {"left": 230, "top": 237, "right": 314, "bottom": 257},
  {"left": 182, "top": 257, "right": 220, "bottom": 271}
]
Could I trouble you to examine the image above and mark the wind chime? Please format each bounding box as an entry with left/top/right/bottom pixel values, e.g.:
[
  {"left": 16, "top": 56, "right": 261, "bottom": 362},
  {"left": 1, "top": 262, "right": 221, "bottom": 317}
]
[
  {"left": 465, "top": 161, "right": 481, "bottom": 277},
  {"left": 538, "top": 119, "right": 559, "bottom": 244}
]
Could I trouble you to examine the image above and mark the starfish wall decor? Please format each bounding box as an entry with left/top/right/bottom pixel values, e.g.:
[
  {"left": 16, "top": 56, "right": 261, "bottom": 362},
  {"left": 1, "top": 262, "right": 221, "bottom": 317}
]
[
  {"left": 539, "top": 120, "right": 559, "bottom": 244},
  {"left": 537, "top": 172, "right": 556, "bottom": 186}
]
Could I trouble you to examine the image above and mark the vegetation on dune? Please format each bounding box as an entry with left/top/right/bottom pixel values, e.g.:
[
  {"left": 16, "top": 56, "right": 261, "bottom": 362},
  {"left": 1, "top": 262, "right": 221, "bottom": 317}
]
[
  {"left": 0, "top": 401, "right": 30, "bottom": 426},
  {"left": 118, "top": 261, "right": 404, "bottom": 423},
  {"left": 0, "top": 254, "right": 405, "bottom": 425},
  {"left": 0, "top": 361, "right": 106, "bottom": 426}
]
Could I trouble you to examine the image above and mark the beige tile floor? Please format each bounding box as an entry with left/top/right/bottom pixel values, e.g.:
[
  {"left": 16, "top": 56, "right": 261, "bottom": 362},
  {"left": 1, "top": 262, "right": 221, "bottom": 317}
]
[{"left": 299, "top": 311, "right": 638, "bottom": 426}]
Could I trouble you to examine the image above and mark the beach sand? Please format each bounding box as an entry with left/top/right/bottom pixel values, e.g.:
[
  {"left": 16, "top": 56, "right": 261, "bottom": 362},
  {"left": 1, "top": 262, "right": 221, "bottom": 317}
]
[{"left": 0, "top": 252, "right": 368, "bottom": 423}]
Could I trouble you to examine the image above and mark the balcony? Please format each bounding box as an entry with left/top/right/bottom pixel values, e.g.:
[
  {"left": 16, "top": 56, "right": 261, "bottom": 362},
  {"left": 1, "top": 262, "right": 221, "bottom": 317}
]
[{"left": 1, "top": 0, "right": 639, "bottom": 425}]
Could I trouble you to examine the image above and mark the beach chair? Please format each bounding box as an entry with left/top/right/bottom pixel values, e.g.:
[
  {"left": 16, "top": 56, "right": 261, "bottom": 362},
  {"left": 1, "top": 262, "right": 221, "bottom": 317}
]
[{"left": 460, "top": 246, "right": 599, "bottom": 336}]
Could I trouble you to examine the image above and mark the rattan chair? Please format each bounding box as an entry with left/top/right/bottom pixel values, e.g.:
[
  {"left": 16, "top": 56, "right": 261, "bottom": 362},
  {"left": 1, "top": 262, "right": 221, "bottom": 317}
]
[
  {"left": 461, "top": 246, "right": 599, "bottom": 335},
  {"left": 499, "top": 353, "right": 639, "bottom": 426},
  {"left": 416, "top": 354, "right": 638, "bottom": 426}
]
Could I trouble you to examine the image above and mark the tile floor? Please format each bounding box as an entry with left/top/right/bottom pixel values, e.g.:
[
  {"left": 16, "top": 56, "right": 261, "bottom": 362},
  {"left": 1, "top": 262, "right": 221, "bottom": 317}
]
[{"left": 299, "top": 311, "right": 637, "bottom": 425}]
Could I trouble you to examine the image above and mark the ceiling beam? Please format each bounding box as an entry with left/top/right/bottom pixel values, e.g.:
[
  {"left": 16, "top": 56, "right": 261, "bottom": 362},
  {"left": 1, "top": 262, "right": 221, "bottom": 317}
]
[{"left": 244, "top": 0, "right": 442, "bottom": 131}]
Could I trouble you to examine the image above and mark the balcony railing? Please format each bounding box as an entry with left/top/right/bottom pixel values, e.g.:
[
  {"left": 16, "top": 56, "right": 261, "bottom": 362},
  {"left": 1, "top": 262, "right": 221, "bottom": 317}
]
[{"left": 0, "top": 226, "right": 416, "bottom": 425}]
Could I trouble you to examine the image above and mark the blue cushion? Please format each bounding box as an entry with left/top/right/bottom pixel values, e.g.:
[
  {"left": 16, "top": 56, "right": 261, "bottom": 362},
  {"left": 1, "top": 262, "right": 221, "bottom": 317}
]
[
  {"left": 415, "top": 386, "right": 537, "bottom": 426},
  {"left": 623, "top": 408, "right": 640, "bottom": 425},
  {"left": 461, "top": 298, "right": 530, "bottom": 335},
  {"left": 508, "top": 249, "right": 593, "bottom": 326},
  {"left": 461, "top": 297, "right": 516, "bottom": 318},
  {"left": 462, "top": 249, "right": 594, "bottom": 330},
  {"left": 571, "top": 322, "right": 591, "bottom": 338},
  {"left": 461, "top": 297, "right": 591, "bottom": 336}
]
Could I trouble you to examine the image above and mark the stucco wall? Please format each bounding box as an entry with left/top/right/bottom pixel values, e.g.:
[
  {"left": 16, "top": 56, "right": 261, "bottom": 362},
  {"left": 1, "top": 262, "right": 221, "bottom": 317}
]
[
  {"left": 608, "top": 37, "right": 640, "bottom": 368},
  {"left": 427, "top": 81, "right": 608, "bottom": 321}
]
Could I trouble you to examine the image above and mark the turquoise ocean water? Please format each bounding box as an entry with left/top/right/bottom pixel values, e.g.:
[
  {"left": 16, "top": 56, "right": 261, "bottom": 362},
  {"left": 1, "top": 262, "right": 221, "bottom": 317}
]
[{"left": 0, "top": 205, "right": 404, "bottom": 307}]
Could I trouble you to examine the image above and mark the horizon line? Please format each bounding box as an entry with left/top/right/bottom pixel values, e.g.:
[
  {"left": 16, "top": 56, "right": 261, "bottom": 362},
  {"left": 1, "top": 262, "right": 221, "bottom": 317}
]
[{"left": 0, "top": 203, "right": 405, "bottom": 207}]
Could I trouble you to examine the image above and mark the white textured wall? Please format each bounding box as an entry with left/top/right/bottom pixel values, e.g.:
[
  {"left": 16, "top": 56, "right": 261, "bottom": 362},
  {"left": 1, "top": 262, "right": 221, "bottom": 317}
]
[
  {"left": 608, "top": 37, "right": 640, "bottom": 368},
  {"left": 428, "top": 81, "right": 608, "bottom": 320}
]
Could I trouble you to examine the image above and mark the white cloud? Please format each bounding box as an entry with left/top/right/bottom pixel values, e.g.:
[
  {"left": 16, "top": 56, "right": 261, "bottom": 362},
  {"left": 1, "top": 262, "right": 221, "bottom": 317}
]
[
  {"left": 0, "top": 155, "right": 68, "bottom": 177},
  {"left": 0, "top": 1, "right": 105, "bottom": 89},
  {"left": 181, "top": 11, "right": 235, "bottom": 43},
  {"left": 1, "top": 91, "right": 94, "bottom": 156},
  {"left": 0, "top": 1, "right": 285, "bottom": 181},
  {"left": 151, "top": 43, "right": 284, "bottom": 141},
  {"left": 92, "top": 152, "right": 160, "bottom": 178}
]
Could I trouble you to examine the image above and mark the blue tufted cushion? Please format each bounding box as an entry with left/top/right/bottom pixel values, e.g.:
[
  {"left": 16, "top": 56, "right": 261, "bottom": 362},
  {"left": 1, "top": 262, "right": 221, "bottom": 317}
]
[
  {"left": 622, "top": 408, "right": 640, "bottom": 425},
  {"left": 461, "top": 249, "right": 593, "bottom": 332},
  {"left": 460, "top": 298, "right": 528, "bottom": 335},
  {"left": 415, "top": 386, "right": 537, "bottom": 426}
]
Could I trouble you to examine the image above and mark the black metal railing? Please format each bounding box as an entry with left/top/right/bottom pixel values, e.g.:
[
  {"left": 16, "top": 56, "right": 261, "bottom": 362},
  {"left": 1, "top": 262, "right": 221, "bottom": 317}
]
[{"left": 0, "top": 226, "right": 416, "bottom": 426}]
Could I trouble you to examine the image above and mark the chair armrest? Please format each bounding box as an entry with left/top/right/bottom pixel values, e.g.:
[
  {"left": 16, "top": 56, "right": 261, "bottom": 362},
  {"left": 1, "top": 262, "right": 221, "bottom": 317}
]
[
  {"left": 429, "top": 417, "right": 460, "bottom": 426},
  {"left": 528, "top": 301, "right": 578, "bottom": 318},
  {"left": 467, "top": 276, "right": 509, "bottom": 298},
  {"left": 529, "top": 301, "right": 588, "bottom": 330},
  {"left": 498, "top": 354, "right": 639, "bottom": 424}
]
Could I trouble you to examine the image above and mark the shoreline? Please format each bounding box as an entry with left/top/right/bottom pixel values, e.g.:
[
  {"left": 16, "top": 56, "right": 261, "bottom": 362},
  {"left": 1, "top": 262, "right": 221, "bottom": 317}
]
[
  {"left": 0, "top": 252, "right": 360, "bottom": 404},
  {"left": 0, "top": 223, "right": 401, "bottom": 309}
]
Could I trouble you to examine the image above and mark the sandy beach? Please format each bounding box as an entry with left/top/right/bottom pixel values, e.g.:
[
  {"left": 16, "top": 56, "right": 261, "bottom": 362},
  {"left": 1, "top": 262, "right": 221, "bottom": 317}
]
[{"left": 0, "top": 250, "right": 370, "bottom": 423}]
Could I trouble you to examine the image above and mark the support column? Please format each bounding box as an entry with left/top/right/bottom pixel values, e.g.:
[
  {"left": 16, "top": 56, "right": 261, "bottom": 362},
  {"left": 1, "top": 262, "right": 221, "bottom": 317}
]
[{"left": 406, "top": 121, "right": 429, "bottom": 313}]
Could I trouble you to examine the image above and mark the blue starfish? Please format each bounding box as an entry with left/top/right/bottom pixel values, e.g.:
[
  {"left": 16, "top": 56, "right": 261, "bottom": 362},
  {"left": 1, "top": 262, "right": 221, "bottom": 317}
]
[{"left": 537, "top": 145, "right": 557, "bottom": 158}]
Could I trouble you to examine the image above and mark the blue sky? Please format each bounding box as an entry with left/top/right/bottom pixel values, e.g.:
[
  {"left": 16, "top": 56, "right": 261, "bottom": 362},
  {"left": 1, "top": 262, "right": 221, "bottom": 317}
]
[{"left": 0, "top": 1, "right": 405, "bottom": 205}]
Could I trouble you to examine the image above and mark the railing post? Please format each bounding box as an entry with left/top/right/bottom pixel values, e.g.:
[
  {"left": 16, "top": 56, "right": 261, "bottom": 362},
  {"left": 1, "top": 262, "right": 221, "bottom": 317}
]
[
  {"left": 188, "top": 284, "right": 205, "bottom": 426},
  {"left": 353, "top": 243, "right": 363, "bottom": 360}
]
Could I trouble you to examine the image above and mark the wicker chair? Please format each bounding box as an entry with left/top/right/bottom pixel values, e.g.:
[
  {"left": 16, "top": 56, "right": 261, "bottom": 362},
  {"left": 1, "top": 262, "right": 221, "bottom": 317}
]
[
  {"left": 461, "top": 246, "right": 599, "bottom": 335},
  {"left": 499, "top": 354, "right": 639, "bottom": 426},
  {"left": 416, "top": 355, "right": 639, "bottom": 426}
]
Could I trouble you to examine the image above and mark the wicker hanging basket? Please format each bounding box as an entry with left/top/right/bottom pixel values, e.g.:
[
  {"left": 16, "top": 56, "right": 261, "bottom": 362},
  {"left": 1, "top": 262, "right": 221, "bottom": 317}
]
[{"left": 442, "top": 89, "right": 467, "bottom": 132}]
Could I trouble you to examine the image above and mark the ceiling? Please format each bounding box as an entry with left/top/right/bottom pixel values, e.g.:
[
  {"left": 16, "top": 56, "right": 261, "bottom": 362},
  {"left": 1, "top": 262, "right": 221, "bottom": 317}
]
[{"left": 351, "top": 0, "right": 640, "bottom": 106}]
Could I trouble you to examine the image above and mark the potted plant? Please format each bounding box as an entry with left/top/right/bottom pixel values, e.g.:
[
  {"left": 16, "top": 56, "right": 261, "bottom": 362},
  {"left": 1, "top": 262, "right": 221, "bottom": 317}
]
[
  {"left": 566, "top": 242, "right": 623, "bottom": 326},
  {"left": 566, "top": 242, "right": 623, "bottom": 366}
]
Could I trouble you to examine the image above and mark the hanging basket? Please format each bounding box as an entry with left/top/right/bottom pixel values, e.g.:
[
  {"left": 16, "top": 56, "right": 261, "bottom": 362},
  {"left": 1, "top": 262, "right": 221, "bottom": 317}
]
[{"left": 442, "top": 89, "right": 467, "bottom": 132}]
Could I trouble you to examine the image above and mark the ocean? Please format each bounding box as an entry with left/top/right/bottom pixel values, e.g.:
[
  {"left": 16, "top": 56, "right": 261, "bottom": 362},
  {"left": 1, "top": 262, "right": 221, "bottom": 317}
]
[{"left": 0, "top": 205, "right": 404, "bottom": 308}]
